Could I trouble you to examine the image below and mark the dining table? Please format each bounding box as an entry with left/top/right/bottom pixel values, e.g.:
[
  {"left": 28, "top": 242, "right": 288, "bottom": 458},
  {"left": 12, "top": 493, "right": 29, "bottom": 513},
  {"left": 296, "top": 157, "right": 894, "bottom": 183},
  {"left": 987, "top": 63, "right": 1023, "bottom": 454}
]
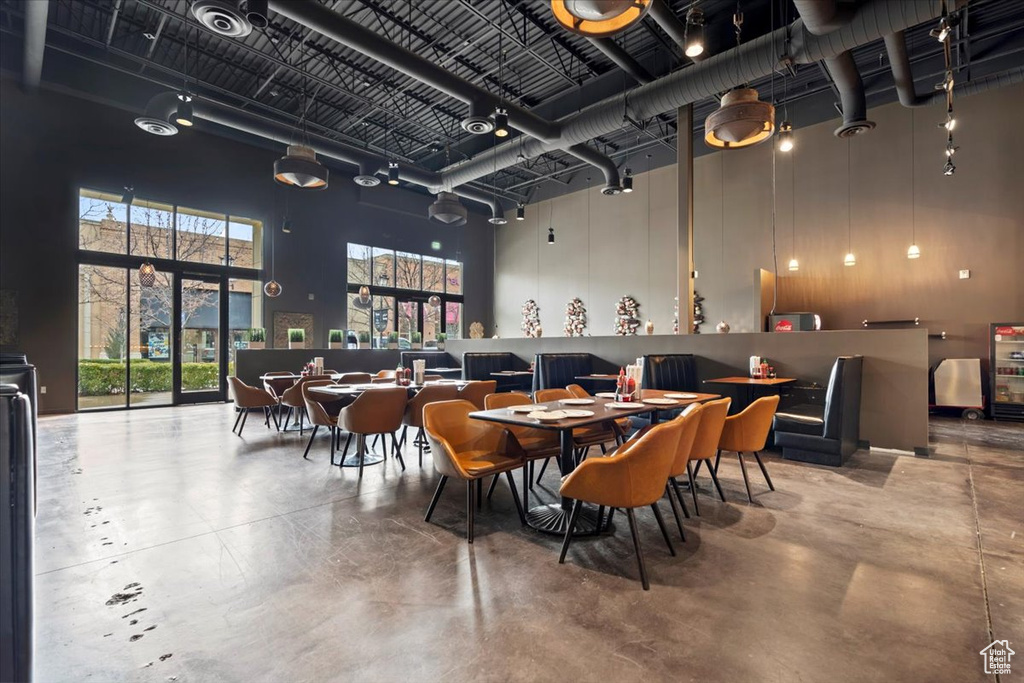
[
  {"left": 703, "top": 376, "right": 795, "bottom": 413},
  {"left": 469, "top": 389, "right": 720, "bottom": 536}
]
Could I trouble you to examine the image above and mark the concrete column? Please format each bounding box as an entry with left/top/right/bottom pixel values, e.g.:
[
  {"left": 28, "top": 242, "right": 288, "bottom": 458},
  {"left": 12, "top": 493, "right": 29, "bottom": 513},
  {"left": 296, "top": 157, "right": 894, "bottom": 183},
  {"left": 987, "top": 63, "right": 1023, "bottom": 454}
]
[{"left": 676, "top": 104, "right": 695, "bottom": 334}]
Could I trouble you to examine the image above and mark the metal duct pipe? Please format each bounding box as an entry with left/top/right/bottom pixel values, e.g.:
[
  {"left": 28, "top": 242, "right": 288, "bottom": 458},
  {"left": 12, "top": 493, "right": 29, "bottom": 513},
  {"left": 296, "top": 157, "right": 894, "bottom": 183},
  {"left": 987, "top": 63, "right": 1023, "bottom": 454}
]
[
  {"left": 648, "top": 0, "right": 690, "bottom": 54},
  {"left": 133, "top": 93, "right": 504, "bottom": 218},
  {"left": 566, "top": 144, "right": 622, "bottom": 194},
  {"left": 824, "top": 51, "right": 876, "bottom": 136},
  {"left": 438, "top": 0, "right": 944, "bottom": 189},
  {"left": 588, "top": 38, "right": 654, "bottom": 84},
  {"left": 22, "top": 0, "right": 50, "bottom": 92},
  {"left": 792, "top": 0, "right": 854, "bottom": 35},
  {"left": 266, "top": 0, "right": 558, "bottom": 141},
  {"left": 883, "top": 31, "right": 931, "bottom": 107}
]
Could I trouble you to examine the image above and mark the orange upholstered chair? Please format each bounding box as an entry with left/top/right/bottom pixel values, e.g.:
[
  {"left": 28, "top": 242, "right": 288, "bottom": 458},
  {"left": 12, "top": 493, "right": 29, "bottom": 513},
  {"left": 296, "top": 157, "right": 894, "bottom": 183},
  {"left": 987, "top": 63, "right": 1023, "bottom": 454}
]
[
  {"left": 228, "top": 376, "right": 280, "bottom": 435},
  {"left": 402, "top": 384, "right": 460, "bottom": 466},
  {"left": 337, "top": 387, "right": 409, "bottom": 476},
  {"left": 456, "top": 380, "right": 497, "bottom": 410},
  {"left": 423, "top": 400, "right": 526, "bottom": 543},
  {"left": 279, "top": 374, "right": 332, "bottom": 434},
  {"left": 688, "top": 397, "right": 731, "bottom": 501},
  {"left": 300, "top": 379, "right": 340, "bottom": 461},
  {"left": 558, "top": 417, "right": 685, "bottom": 590},
  {"left": 717, "top": 395, "right": 780, "bottom": 502},
  {"left": 336, "top": 372, "right": 373, "bottom": 386},
  {"left": 663, "top": 403, "right": 704, "bottom": 538},
  {"left": 484, "top": 392, "right": 560, "bottom": 507}
]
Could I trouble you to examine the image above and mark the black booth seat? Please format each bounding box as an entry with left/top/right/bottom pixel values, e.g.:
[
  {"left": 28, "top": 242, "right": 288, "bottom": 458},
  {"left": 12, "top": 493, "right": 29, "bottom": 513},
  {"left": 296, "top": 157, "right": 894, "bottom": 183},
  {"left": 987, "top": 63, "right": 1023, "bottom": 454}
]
[
  {"left": 400, "top": 351, "right": 454, "bottom": 369},
  {"left": 532, "top": 353, "right": 593, "bottom": 393},
  {"left": 641, "top": 354, "right": 698, "bottom": 392},
  {"left": 461, "top": 352, "right": 528, "bottom": 391},
  {"left": 774, "top": 355, "right": 864, "bottom": 467}
]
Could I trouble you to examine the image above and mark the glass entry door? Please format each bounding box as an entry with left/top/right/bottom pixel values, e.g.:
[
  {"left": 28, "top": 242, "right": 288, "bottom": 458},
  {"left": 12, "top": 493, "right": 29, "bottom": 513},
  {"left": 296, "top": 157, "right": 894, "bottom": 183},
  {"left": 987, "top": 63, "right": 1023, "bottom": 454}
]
[
  {"left": 398, "top": 300, "right": 421, "bottom": 350},
  {"left": 174, "top": 274, "right": 226, "bottom": 403}
]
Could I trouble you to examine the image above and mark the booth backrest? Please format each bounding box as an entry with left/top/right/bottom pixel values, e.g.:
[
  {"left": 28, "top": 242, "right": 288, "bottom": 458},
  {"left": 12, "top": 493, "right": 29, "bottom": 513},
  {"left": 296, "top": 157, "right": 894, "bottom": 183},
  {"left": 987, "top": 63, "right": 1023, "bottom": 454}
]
[
  {"left": 532, "top": 353, "right": 592, "bottom": 392},
  {"left": 401, "top": 351, "right": 453, "bottom": 369},
  {"left": 642, "top": 354, "right": 698, "bottom": 392},
  {"left": 462, "top": 352, "right": 515, "bottom": 381},
  {"left": 824, "top": 355, "right": 863, "bottom": 444}
]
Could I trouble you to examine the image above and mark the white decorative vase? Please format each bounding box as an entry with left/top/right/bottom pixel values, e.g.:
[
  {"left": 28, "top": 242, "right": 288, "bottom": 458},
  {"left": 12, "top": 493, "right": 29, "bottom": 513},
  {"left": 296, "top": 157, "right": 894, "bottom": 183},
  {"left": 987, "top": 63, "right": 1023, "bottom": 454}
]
[
  {"left": 716, "top": 321, "right": 731, "bottom": 334},
  {"left": 645, "top": 320, "right": 654, "bottom": 335}
]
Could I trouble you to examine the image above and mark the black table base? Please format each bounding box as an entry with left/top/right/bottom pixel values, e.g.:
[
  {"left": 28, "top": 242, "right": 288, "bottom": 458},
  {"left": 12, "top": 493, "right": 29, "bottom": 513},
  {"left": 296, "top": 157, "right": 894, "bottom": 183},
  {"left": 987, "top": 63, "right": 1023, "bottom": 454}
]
[{"left": 526, "top": 503, "right": 605, "bottom": 536}]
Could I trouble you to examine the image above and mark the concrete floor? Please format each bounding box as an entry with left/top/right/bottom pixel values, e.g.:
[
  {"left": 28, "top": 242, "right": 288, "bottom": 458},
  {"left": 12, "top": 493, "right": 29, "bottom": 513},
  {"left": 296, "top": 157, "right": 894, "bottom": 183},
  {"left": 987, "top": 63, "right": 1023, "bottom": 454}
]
[{"left": 33, "top": 408, "right": 1023, "bottom": 682}]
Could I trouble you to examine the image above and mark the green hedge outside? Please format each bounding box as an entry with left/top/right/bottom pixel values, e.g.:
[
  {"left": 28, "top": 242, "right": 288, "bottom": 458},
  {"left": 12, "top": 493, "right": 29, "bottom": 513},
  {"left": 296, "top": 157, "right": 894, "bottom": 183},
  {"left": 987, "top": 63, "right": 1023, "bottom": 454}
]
[{"left": 78, "top": 360, "right": 228, "bottom": 395}]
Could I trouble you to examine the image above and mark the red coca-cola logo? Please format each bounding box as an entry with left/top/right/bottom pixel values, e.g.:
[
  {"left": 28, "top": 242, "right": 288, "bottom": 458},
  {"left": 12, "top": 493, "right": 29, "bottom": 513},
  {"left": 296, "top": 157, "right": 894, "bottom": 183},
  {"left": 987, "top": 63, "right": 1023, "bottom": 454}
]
[
  {"left": 774, "top": 319, "right": 794, "bottom": 332},
  {"left": 995, "top": 326, "right": 1018, "bottom": 336}
]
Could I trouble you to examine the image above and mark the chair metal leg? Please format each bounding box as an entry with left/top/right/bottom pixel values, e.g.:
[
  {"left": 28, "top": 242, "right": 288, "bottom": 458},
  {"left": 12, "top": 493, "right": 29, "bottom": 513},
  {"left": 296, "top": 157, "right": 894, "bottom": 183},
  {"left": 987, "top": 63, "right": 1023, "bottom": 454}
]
[
  {"left": 706, "top": 459, "right": 727, "bottom": 501},
  {"left": 263, "top": 407, "right": 271, "bottom": 428},
  {"left": 301, "top": 425, "right": 320, "bottom": 460},
  {"left": 737, "top": 452, "right": 754, "bottom": 502},
  {"left": 417, "top": 427, "right": 425, "bottom": 467},
  {"left": 504, "top": 471, "right": 526, "bottom": 525},
  {"left": 400, "top": 426, "right": 407, "bottom": 448},
  {"left": 357, "top": 434, "right": 366, "bottom": 477},
  {"left": 670, "top": 477, "right": 690, "bottom": 518},
  {"left": 605, "top": 507, "right": 616, "bottom": 531},
  {"left": 238, "top": 410, "right": 248, "bottom": 436},
  {"left": 477, "top": 478, "right": 483, "bottom": 509},
  {"left": 625, "top": 509, "right": 650, "bottom": 590},
  {"left": 692, "top": 459, "right": 702, "bottom": 478},
  {"left": 522, "top": 464, "right": 530, "bottom": 510},
  {"left": 341, "top": 432, "right": 352, "bottom": 463},
  {"left": 232, "top": 409, "right": 243, "bottom": 434},
  {"left": 391, "top": 433, "right": 405, "bottom": 471},
  {"left": 753, "top": 451, "right": 775, "bottom": 491},
  {"left": 486, "top": 474, "right": 499, "bottom": 499},
  {"left": 466, "top": 481, "right": 476, "bottom": 543},
  {"left": 686, "top": 462, "right": 701, "bottom": 516},
  {"left": 529, "top": 461, "right": 535, "bottom": 489},
  {"left": 424, "top": 475, "right": 448, "bottom": 522},
  {"left": 558, "top": 499, "right": 584, "bottom": 563},
  {"left": 651, "top": 501, "right": 677, "bottom": 556},
  {"left": 537, "top": 458, "right": 550, "bottom": 481},
  {"left": 713, "top": 449, "right": 721, "bottom": 474},
  {"left": 666, "top": 484, "right": 686, "bottom": 542},
  {"left": 329, "top": 426, "right": 336, "bottom": 463},
  {"left": 270, "top": 406, "right": 280, "bottom": 431}
]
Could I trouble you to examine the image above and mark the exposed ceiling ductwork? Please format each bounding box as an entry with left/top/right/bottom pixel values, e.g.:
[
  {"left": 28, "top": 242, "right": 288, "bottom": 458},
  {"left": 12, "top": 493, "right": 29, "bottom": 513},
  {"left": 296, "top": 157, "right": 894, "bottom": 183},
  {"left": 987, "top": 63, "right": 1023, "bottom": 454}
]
[
  {"left": 21, "top": 0, "right": 50, "bottom": 93},
  {"left": 434, "top": 0, "right": 946, "bottom": 190},
  {"left": 587, "top": 37, "right": 654, "bottom": 84},
  {"left": 647, "top": 0, "right": 699, "bottom": 59},
  {"left": 791, "top": 0, "right": 855, "bottom": 35}
]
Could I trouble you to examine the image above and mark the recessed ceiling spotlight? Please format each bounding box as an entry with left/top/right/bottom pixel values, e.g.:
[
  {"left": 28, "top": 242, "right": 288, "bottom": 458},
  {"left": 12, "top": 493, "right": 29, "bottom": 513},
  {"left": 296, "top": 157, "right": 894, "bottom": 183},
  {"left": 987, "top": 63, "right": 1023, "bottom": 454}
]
[{"left": 143, "top": 32, "right": 157, "bottom": 41}]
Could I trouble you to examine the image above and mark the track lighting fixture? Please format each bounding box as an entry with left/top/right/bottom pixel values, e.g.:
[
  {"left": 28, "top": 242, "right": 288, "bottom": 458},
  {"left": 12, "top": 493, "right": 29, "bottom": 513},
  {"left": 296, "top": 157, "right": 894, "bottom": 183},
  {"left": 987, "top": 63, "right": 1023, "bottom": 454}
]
[
  {"left": 945, "top": 141, "right": 958, "bottom": 157},
  {"left": 516, "top": 203, "right": 525, "bottom": 220},
  {"left": 547, "top": 228, "right": 555, "bottom": 245},
  {"left": 493, "top": 108, "right": 509, "bottom": 138},
  {"left": 942, "top": 114, "right": 956, "bottom": 131},
  {"left": 174, "top": 90, "right": 194, "bottom": 127},
  {"left": 943, "top": 160, "right": 956, "bottom": 176},
  {"left": 777, "top": 121, "right": 794, "bottom": 152},
  {"left": 684, "top": 6, "right": 705, "bottom": 58},
  {"left": 388, "top": 161, "right": 400, "bottom": 185},
  {"left": 622, "top": 169, "right": 633, "bottom": 192},
  {"left": 121, "top": 186, "right": 135, "bottom": 205},
  {"left": 139, "top": 262, "right": 156, "bottom": 287}
]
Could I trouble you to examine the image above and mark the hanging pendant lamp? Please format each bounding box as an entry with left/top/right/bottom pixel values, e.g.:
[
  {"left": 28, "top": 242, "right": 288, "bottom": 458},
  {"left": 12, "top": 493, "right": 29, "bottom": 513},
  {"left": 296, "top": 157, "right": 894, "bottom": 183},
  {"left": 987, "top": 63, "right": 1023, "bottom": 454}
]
[
  {"left": 139, "top": 262, "right": 157, "bottom": 287},
  {"left": 274, "top": 144, "right": 328, "bottom": 189},
  {"left": 551, "top": 0, "right": 652, "bottom": 37},
  {"left": 264, "top": 204, "right": 282, "bottom": 297},
  {"left": 705, "top": 88, "right": 775, "bottom": 149}
]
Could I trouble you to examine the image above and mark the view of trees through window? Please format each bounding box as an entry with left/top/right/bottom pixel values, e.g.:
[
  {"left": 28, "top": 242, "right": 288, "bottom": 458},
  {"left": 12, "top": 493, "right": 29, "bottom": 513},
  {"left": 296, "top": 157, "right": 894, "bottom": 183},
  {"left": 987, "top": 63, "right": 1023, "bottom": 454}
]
[
  {"left": 346, "top": 244, "right": 463, "bottom": 349},
  {"left": 78, "top": 189, "right": 262, "bottom": 409}
]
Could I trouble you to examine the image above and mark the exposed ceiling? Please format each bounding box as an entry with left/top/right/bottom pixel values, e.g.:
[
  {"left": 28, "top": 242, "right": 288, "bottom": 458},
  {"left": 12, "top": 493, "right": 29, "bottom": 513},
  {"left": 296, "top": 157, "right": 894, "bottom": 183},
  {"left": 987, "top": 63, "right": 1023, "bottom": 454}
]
[{"left": 2, "top": 0, "right": 1023, "bottom": 206}]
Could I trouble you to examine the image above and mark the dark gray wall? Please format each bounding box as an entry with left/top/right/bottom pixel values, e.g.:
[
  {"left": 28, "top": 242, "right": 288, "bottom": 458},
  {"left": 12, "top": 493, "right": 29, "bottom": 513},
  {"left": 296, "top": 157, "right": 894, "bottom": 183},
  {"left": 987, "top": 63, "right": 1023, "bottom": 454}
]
[
  {"left": 447, "top": 328, "right": 930, "bottom": 452},
  {"left": 0, "top": 79, "right": 494, "bottom": 413}
]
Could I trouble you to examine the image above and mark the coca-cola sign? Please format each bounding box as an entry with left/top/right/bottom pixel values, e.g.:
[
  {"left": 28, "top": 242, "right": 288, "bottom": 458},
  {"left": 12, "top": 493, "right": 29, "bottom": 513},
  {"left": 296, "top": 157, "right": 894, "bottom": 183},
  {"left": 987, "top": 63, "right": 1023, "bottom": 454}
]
[
  {"left": 774, "top": 319, "right": 794, "bottom": 332},
  {"left": 995, "top": 326, "right": 1019, "bottom": 336}
]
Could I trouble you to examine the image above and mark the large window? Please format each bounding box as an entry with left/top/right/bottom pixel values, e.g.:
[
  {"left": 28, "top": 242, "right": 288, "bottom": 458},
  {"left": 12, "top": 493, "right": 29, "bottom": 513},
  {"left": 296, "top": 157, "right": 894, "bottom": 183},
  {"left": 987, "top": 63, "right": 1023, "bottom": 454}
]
[
  {"left": 347, "top": 243, "right": 464, "bottom": 347},
  {"left": 77, "top": 188, "right": 263, "bottom": 410}
]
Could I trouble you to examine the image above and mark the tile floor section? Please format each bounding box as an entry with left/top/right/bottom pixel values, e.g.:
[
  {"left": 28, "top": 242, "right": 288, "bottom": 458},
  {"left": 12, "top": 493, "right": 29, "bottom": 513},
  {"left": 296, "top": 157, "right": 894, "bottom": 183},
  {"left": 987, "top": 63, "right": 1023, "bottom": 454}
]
[{"left": 33, "top": 407, "right": 1023, "bottom": 682}]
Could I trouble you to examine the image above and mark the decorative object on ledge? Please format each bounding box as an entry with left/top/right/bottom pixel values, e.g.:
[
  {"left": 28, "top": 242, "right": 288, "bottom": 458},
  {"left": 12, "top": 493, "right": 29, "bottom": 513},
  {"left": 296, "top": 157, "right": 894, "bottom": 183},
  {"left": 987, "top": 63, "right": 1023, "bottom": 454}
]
[
  {"left": 614, "top": 295, "right": 641, "bottom": 336},
  {"left": 328, "top": 329, "right": 344, "bottom": 349},
  {"left": 645, "top": 320, "right": 655, "bottom": 335},
  {"left": 288, "top": 328, "right": 306, "bottom": 350},
  {"left": 412, "top": 331, "right": 422, "bottom": 350},
  {"left": 693, "top": 292, "right": 705, "bottom": 333},
  {"left": 521, "top": 299, "right": 541, "bottom": 338},
  {"left": 564, "top": 297, "right": 587, "bottom": 337},
  {"left": 436, "top": 332, "right": 447, "bottom": 351},
  {"left": 358, "top": 331, "right": 371, "bottom": 349},
  {"left": 273, "top": 312, "right": 312, "bottom": 349},
  {"left": 673, "top": 297, "right": 679, "bottom": 334},
  {"left": 387, "top": 332, "right": 399, "bottom": 350},
  {"left": 248, "top": 327, "right": 266, "bottom": 350},
  {"left": 862, "top": 318, "right": 920, "bottom": 327},
  {"left": 716, "top": 321, "right": 731, "bottom": 334},
  {"left": 469, "top": 321, "right": 485, "bottom": 339}
]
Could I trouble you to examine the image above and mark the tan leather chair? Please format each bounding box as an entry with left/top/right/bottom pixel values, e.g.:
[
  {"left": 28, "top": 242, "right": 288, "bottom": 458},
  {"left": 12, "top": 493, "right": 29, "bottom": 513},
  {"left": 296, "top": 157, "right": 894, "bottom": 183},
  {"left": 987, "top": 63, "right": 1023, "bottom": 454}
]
[
  {"left": 484, "top": 392, "right": 560, "bottom": 508},
  {"left": 457, "top": 380, "right": 497, "bottom": 410},
  {"left": 337, "top": 387, "right": 408, "bottom": 476},
  {"left": 663, "top": 403, "right": 704, "bottom": 538},
  {"left": 423, "top": 400, "right": 527, "bottom": 543},
  {"left": 279, "top": 374, "right": 332, "bottom": 434},
  {"left": 717, "top": 395, "right": 780, "bottom": 502},
  {"left": 402, "top": 384, "right": 460, "bottom": 466},
  {"left": 300, "top": 379, "right": 340, "bottom": 461},
  {"left": 371, "top": 376, "right": 397, "bottom": 384},
  {"left": 689, "top": 397, "right": 731, "bottom": 502},
  {"left": 228, "top": 376, "right": 279, "bottom": 435},
  {"left": 558, "top": 417, "right": 685, "bottom": 590},
  {"left": 375, "top": 369, "right": 396, "bottom": 379},
  {"left": 336, "top": 372, "right": 373, "bottom": 385},
  {"left": 262, "top": 371, "right": 294, "bottom": 408}
]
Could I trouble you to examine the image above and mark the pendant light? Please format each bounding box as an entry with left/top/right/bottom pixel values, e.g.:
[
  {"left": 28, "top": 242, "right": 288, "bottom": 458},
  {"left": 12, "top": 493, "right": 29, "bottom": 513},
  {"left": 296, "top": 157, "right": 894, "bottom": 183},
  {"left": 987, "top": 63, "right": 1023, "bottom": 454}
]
[
  {"left": 551, "top": 0, "right": 653, "bottom": 37},
  {"left": 139, "top": 262, "right": 157, "bottom": 287},
  {"left": 622, "top": 168, "right": 634, "bottom": 192},
  {"left": 174, "top": 11, "right": 195, "bottom": 127},
  {"left": 843, "top": 138, "right": 855, "bottom": 267},
  {"left": 788, "top": 128, "right": 799, "bottom": 271},
  {"left": 908, "top": 109, "right": 920, "bottom": 259},
  {"left": 516, "top": 203, "right": 525, "bottom": 220},
  {"left": 547, "top": 202, "right": 555, "bottom": 244},
  {"left": 684, "top": 5, "right": 705, "bottom": 58},
  {"left": 493, "top": 28, "right": 509, "bottom": 137},
  {"left": 264, "top": 203, "right": 282, "bottom": 297},
  {"left": 273, "top": 42, "right": 328, "bottom": 190}
]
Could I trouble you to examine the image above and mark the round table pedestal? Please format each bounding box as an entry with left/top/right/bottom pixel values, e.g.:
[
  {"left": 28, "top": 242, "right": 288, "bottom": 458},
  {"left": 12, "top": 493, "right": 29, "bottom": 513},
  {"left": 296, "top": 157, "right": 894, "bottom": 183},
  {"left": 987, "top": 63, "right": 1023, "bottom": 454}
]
[
  {"left": 338, "top": 452, "right": 385, "bottom": 468},
  {"left": 526, "top": 503, "right": 607, "bottom": 536}
]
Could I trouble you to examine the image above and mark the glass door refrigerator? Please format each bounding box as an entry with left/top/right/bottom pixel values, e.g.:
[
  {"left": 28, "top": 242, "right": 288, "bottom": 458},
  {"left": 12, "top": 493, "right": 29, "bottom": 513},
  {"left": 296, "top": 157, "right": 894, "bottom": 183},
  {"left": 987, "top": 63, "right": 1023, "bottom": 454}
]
[{"left": 991, "top": 323, "right": 1024, "bottom": 421}]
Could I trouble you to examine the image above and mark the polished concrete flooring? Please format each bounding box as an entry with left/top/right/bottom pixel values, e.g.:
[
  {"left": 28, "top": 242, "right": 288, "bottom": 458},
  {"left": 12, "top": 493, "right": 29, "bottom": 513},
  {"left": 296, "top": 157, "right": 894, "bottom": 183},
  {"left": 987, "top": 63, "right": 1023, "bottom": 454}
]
[{"left": 33, "top": 408, "right": 1023, "bottom": 682}]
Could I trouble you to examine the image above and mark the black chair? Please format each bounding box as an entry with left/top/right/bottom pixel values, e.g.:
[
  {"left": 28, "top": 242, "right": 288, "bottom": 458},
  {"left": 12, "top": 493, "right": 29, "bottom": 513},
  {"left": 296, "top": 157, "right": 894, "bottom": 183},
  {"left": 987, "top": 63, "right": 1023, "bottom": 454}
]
[
  {"left": 401, "top": 351, "right": 453, "bottom": 369},
  {"left": 532, "top": 353, "right": 592, "bottom": 393},
  {"left": 773, "top": 355, "right": 864, "bottom": 467},
  {"left": 642, "top": 354, "right": 698, "bottom": 392}
]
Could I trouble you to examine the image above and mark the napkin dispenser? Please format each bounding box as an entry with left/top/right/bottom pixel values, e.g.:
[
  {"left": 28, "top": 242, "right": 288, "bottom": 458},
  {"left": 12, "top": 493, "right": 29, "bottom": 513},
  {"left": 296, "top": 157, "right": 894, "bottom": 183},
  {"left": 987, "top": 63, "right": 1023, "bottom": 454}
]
[{"left": 413, "top": 359, "right": 426, "bottom": 385}]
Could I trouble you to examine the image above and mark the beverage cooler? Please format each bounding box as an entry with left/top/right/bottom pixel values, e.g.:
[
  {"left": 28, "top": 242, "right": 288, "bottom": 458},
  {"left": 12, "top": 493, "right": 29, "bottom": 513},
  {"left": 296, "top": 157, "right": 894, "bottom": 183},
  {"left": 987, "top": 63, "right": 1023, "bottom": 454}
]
[{"left": 991, "top": 323, "right": 1024, "bottom": 421}]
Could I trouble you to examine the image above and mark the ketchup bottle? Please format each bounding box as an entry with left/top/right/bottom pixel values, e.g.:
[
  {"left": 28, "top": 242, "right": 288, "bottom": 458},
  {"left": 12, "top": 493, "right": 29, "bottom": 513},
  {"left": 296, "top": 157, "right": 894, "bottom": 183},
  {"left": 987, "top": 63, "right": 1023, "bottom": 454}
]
[
  {"left": 625, "top": 375, "right": 636, "bottom": 402},
  {"left": 404, "top": 366, "right": 412, "bottom": 385}
]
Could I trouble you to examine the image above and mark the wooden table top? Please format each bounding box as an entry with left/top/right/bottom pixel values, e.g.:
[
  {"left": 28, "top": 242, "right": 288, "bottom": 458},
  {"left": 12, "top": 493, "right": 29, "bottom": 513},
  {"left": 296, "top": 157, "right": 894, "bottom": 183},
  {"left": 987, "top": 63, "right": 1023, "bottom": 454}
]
[
  {"left": 307, "top": 380, "right": 468, "bottom": 400},
  {"left": 575, "top": 374, "right": 619, "bottom": 380},
  {"left": 491, "top": 371, "right": 534, "bottom": 376},
  {"left": 704, "top": 376, "right": 796, "bottom": 386},
  {"left": 469, "top": 389, "right": 719, "bottom": 432}
]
